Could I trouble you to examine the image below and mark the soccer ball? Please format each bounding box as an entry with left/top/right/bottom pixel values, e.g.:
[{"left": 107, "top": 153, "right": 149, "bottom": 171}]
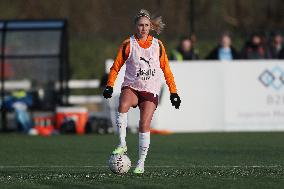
[{"left": 108, "top": 154, "right": 131, "bottom": 174}]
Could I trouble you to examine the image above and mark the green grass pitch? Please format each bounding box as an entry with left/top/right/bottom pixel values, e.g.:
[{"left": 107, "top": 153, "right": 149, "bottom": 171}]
[{"left": 0, "top": 132, "right": 283, "bottom": 188}]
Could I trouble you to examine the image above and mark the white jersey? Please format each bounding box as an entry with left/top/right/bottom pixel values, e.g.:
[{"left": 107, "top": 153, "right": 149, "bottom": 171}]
[{"left": 122, "top": 35, "right": 162, "bottom": 95}]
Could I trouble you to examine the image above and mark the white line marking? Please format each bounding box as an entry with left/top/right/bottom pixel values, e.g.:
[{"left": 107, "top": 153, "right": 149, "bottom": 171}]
[
  {"left": 0, "top": 165, "right": 282, "bottom": 168},
  {"left": 0, "top": 165, "right": 108, "bottom": 168}
]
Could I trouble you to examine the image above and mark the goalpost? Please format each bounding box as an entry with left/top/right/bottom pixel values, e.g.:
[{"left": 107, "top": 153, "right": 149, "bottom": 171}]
[{"left": 0, "top": 19, "right": 69, "bottom": 131}]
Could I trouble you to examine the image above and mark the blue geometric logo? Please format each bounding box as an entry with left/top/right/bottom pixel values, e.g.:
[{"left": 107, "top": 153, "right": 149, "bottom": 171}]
[{"left": 259, "top": 66, "right": 284, "bottom": 90}]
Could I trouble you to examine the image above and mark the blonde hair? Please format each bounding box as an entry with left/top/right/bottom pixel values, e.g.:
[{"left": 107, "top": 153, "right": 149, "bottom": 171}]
[{"left": 134, "top": 9, "right": 165, "bottom": 35}]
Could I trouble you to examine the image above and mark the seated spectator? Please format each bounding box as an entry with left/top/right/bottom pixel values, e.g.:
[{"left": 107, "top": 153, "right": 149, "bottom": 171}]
[
  {"left": 206, "top": 32, "right": 239, "bottom": 61},
  {"left": 268, "top": 32, "right": 283, "bottom": 59},
  {"left": 2, "top": 90, "right": 33, "bottom": 133},
  {"left": 170, "top": 36, "right": 199, "bottom": 61},
  {"left": 241, "top": 33, "right": 269, "bottom": 59}
]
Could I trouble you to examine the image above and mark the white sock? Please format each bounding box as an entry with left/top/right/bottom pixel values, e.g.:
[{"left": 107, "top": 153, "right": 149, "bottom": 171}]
[
  {"left": 116, "top": 112, "right": 127, "bottom": 147},
  {"left": 137, "top": 132, "right": 150, "bottom": 168}
]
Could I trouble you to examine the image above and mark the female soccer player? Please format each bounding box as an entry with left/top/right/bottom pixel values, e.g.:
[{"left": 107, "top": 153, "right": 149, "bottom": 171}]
[{"left": 103, "top": 9, "right": 181, "bottom": 174}]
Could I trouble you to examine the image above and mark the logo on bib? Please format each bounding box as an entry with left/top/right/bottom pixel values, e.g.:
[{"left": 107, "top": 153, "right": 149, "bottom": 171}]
[
  {"left": 137, "top": 57, "right": 155, "bottom": 80},
  {"left": 137, "top": 68, "right": 156, "bottom": 80},
  {"left": 140, "top": 57, "right": 151, "bottom": 67}
]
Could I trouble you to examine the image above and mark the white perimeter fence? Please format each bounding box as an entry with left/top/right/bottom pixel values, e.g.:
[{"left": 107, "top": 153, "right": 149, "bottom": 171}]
[{"left": 3, "top": 60, "right": 284, "bottom": 132}]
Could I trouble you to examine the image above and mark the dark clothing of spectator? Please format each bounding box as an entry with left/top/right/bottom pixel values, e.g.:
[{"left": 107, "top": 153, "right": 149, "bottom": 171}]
[
  {"left": 267, "top": 44, "right": 283, "bottom": 59},
  {"left": 170, "top": 48, "right": 199, "bottom": 61},
  {"left": 267, "top": 32, "right": 283, "bottom": 59},
  {"left": 206, "top": 45, "right": 239, "bottom": 60},
  {"left": 241, "top": 42, "right": 269, "bottom": 59},
  {"left": 279, "top": 48, "right": 284, "bottom": 59}
]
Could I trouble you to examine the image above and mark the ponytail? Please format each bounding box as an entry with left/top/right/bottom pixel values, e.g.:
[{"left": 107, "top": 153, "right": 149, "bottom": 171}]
[{"left": 150, "top": 16, "right": 165, "bottom": 35}]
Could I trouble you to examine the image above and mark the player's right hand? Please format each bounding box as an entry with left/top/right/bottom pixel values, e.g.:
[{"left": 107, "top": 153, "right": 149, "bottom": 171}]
[
  {"left": 103, "top": 86, "right": 113, "bottom": 99},
  {"left": 170, "top": 93, "right": 181, "bottom": 109}
]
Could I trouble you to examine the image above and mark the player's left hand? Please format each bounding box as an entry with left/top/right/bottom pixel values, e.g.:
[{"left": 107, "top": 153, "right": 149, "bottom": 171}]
[
  {"left": 170, "top": 93, "right": 181, "bottom": 109},
  {"left": 103, "top": 86, "right": 113, "bottom": 99}
]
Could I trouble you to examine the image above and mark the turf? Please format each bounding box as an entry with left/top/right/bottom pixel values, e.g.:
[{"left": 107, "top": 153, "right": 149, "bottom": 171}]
[{"left": 0, "top": 133, "right": 283, "bottom": 188}]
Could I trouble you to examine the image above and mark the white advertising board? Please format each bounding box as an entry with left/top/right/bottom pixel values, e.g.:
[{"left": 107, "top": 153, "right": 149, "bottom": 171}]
[
  {"left": 155, "top": 62, "right": 225, "bottom": 132},
  {"left": 224, "top": 61, "right": 284, "bottom": 131}
]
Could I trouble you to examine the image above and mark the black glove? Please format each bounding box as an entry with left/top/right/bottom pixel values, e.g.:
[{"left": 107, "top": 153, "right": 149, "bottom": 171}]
[
  {"left": 170, "top": 93, "right": 181, "bottom": 109},
  {"left": 103, "top": 86, "right": 113, "bottom": 99}
]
